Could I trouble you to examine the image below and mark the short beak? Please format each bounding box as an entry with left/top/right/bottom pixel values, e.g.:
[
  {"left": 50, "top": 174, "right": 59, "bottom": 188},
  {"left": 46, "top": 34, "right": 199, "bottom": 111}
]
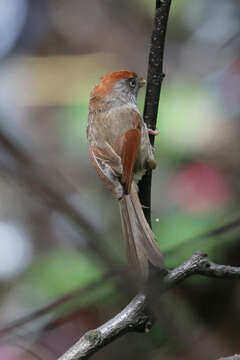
[{"left": 139, "top": 77, "right": 146, "bottom": 88}]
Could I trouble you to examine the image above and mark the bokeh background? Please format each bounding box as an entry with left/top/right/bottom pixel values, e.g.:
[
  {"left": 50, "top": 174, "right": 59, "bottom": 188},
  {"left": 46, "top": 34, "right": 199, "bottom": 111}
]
[{"left": 0, "top": 0, "right": 240, "bottom": 359}]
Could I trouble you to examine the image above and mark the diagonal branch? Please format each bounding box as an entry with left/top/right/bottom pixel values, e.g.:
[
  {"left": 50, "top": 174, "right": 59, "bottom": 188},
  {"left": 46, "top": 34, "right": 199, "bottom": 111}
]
[
  {"left": 57, "top": 251, "right": 240, "bottom": 360},
  {"left": 0, "top": 128, "right": 123, "bottom": 274},
  {"left": 0, "top": 272, "right": 115, "bottom": 338}
]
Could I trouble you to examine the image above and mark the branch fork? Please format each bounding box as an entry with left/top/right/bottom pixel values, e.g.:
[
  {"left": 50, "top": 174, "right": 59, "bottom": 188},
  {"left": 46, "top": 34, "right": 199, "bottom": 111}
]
[{"left": 58, "top": 251, "right": 240, "bottom": 359}]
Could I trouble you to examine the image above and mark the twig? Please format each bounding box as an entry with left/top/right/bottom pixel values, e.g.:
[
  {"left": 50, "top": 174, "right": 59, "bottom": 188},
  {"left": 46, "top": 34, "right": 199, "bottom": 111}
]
[
  {"left": 166, "top": 216, "right": 240, "bottom": 257},
  {"left": 58, "top": 293, "right": 148, "bottom": 360},
  {"left": 0, "top": 271, "right": 115, "bottom": 338},
  {"left": 139, "top": 0, "right": 172, "bottom": 224},
  {"left": 0, "top": 131, "right": 32, "bottom": 166},
  {"left": 0, "top": 130, "right": 123, "bottom": 274},
  {"left": 57, "top": 251, "right": 240, "bottom": 360}
]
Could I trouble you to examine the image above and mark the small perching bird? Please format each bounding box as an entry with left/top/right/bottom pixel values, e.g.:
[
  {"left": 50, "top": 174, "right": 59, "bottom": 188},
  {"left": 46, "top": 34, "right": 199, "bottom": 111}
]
[{"left": 87, "top": 70, "right": 164, "bottom": 278}]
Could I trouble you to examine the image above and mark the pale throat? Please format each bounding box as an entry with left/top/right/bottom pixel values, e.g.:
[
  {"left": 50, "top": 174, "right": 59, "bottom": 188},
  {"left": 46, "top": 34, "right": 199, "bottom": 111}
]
[{"left": 109, "top": 81, "right": 139, "bottom": 108}]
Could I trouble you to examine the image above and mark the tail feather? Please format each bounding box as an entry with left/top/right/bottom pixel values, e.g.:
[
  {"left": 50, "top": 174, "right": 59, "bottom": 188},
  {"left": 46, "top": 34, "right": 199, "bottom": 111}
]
[{"left": 119, "top": 182, "right": 164, "bottom": 279}]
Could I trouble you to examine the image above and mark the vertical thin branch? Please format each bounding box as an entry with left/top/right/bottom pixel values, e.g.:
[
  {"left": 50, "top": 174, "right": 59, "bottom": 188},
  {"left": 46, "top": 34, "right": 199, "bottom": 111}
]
[{"left": 139, "top": 0, "right": 172, "bottom": 225}]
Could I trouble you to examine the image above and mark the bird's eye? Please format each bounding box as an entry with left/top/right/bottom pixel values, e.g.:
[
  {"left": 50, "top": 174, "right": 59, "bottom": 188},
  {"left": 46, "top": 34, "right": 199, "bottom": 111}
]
[{"left": 129, "top": 78, "right": 136, "bottom": 89}]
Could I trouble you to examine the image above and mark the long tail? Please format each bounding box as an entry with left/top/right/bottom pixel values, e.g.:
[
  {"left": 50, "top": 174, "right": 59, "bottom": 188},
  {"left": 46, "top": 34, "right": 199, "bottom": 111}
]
[{"left": 119, "top": 182, "right": 164, "bottom": 279}]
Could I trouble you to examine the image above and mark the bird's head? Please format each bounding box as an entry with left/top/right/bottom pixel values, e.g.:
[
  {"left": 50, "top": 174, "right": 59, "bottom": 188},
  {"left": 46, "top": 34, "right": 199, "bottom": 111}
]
[{"left": 91, "top": 70, "right": 146, "bottom": 106}]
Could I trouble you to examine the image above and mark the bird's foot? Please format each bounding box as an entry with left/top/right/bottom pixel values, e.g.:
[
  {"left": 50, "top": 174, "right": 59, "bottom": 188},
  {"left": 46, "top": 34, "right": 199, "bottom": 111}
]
[{"left": 148, "top": 128, "right": 159, "bottom": 136}]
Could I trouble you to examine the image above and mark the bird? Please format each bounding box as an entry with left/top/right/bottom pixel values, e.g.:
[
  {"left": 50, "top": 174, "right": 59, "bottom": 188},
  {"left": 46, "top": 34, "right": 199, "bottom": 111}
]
[{"left": 87, "top": 70, "right": 164, "bottom": 279}]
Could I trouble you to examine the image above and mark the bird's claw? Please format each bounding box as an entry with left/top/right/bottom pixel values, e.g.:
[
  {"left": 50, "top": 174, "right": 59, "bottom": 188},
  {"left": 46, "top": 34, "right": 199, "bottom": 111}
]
[{"left": 148, "top": 128, "right": 159, "bottom": 136}]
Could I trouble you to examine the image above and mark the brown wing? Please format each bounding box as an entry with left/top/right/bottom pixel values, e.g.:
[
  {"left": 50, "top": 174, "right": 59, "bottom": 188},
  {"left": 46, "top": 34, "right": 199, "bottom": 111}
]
[
  {"left": 112, "top": 111, "right": 142, "bottom": 194},
  {"left": 114, "top": 128, "right": 141, "bottom": 194},
  {"left": 88, "top": 109, "right": 142, "bottom": 196}
]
